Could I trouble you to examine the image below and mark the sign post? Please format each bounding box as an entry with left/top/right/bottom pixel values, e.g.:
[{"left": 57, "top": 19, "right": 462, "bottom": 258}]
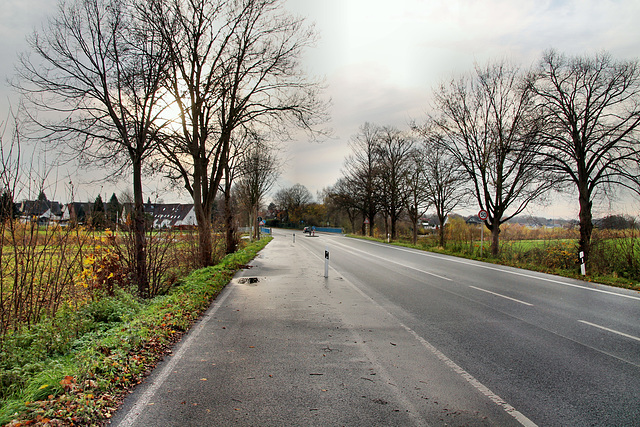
[{"left": 478, "top": 210, "right": 488, "bottom": 257}]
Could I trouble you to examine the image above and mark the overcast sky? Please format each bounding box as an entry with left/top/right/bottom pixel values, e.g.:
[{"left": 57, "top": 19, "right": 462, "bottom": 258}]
[{"left": 2, "top": 0, "right": 640, "bottom": 218}]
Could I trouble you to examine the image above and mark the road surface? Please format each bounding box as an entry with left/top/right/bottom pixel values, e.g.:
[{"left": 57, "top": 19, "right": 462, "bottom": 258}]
[{"left": 111, "top": 230, "right": 640, "bottom": 426}]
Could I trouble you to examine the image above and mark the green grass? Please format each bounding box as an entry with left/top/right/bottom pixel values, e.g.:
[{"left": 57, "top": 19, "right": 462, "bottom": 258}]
[{"left": 0, "top": 236, "right": 272, "bottom": 426}]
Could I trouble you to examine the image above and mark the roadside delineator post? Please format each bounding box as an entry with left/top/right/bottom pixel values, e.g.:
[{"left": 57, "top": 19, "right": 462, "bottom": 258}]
[
  {"left": 293, "top": 233, "right": 295, "bottom": 243},
  {"left": 324, "top": 246, "right": 329, "bottom": 278},
  {"left": 580, "top": 251, "right": 586, "bottom": 275}
]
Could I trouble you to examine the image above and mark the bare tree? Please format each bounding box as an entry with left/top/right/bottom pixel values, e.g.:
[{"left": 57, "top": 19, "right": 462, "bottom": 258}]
[
  {"left": 235, "top": 132, "right": 280, "bottom": 240},
  {"left": 419, "top": 132, "right": 468, "bottom": 247},
  {"left": 220, "top": 128, "right": 254, "bottom": 253},
  {"left": 152, "top": 0, "right": 326, "bottom": 266},
  {"left": 325, "top": 178, "right": 361, "bottom": 233},
  {"left": 529, "top": 50, "right": 640, "bottom": 265},
  {"left": 430, "top": 60, "right": 551, "bottom": 256},
  {"left": 15, "top": 0, "right": 170, "bottom": 297},
  {"left": 343, "top": 123, "right": 382, "bottom": 236},
  {"left": 273, "top": 183, "right": 312, "bottom": 225},
  {"left": 376, "top": 126, "right": 414, "bottom": 240},
  {"left": 404, "top": 148, "right": 430, "bottom": 245}
]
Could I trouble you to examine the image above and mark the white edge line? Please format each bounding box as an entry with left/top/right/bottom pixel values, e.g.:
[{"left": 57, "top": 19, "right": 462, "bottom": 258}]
[
  {"left": 354, "top": 238, "right": 640, "bottom": 301},
  {"left": 303, "top": 243, "right": 537, "bottom": 427},
  {"left": 469, "top": 285, "right": 534, "bottom": 306},
  {"left": 578, "top": 320, "right": 640, "bottom": 343},
  {"left": 117, "top": 285, "right": 235, "bottom": 427}
]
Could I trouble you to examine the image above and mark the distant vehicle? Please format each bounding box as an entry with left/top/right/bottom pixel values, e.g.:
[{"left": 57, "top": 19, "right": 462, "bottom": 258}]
[{"left": 303, "top": 226, "right": 311, "bottom": 234}]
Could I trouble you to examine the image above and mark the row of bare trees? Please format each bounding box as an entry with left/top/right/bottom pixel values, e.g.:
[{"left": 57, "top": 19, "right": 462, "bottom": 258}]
[
  {"left": 11, "top": 0, "right": 324, "bottom": 297},
  {"left": 330, "top": 51, "right": 640, "bottom": 265}
]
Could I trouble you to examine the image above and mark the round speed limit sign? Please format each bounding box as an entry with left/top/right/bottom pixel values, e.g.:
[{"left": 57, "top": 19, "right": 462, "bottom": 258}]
[{"left": 478, "top": 209, "right": 488, "bottom": 221}]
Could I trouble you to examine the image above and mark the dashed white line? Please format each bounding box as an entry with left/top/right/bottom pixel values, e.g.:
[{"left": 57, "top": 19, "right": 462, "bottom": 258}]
[
  {"left": 469, "top": 286, "right": 533, "bottom": 306},
  {"left": 578, "top": 320, "right": 640, "bottom": 343}
]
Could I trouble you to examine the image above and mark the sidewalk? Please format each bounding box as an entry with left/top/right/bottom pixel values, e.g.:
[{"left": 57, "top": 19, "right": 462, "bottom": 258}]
[{"left": 111, "top": 232, "right": 518, "bottom": 426}]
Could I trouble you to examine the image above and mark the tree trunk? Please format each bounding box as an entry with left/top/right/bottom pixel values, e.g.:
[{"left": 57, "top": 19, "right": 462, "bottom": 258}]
[
  {"left": 253, "top": 205, "right": 259, "bottom": 240},
  {"left": 578, "top": 185, "right": 593, "bottom": 267},
  {"left": 132, "top": 161, "right": 148, "bottom": 298},
  {"left": 411, "top": 218, "right": 418, "bottom": 245},
  {"left": 491, "top": 224, "right": 500, "bottom": 256},
  {"left": 438, "top": 213, "right": 446, "bottom": 248},
  {"left": 224, "top": 190, "right": 237, "bottom": 254},
  {"left": 194, "top": 198, "right": 213, "bottom": 267},
  {"left": 390, "top": 212, "right": 397, "bottom": 241}
]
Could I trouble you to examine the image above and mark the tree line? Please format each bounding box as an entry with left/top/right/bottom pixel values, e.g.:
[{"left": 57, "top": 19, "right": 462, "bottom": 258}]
[
  {"left": 9, "top": 0, "right": 326, "bottom": 297},
  {"left": 327, "top": 53, "right": 640, "bottom": 266}
]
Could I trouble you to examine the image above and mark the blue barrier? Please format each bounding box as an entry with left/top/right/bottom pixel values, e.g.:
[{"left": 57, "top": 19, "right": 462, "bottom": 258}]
[
  {"left": 260, "top": 227, "right": 272, "bottom": 234},
  {"left": 314, "top": 227, "right": 343, "bottom": 234}
]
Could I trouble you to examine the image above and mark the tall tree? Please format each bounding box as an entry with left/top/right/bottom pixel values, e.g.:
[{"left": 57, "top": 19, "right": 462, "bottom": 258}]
[
  {"left": 430, "top": 60, "right": 552, "bottom": 255},
  {"left": 235, "top": 133, "right": 280, "bottom": 241},
  {"left": 376, "top": 126, "right": 414, "bottom": 240},
  {"left": 343, "top": 123, "right": 382, "bottom": 236},
  {"left": 529, "top": 50, "right": 640, "bottom": 265},
  {"left": 16, "top": 0, "right": 171, "bottom": 297},
  {"left": 325, "top": 178, "right": 361, "bottom": 233},
  {"left": 403, "top": 149, "right": 430, "bottom": 245},
  {"left": 419, "top": 133, "right": 467, "bottom": 248},
  {"left": 152, "top": 0, "right": 325, "bottom": 266}
]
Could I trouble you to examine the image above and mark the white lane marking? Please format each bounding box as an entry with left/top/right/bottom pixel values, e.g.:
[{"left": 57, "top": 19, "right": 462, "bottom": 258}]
[
  {"left": 329, "top": 238, "right": 452, "bottom": 281},
  {"left": 116, "top": 286, "right": 235, "bottom": 427},
  {"left": 351, "top": 238, "right": 640, "bottom": 301},
  {"left": 469, "top": 286, "right": 534, "bottom": 306},
  {"left": 301, "top": 242, "right": 537, "bottom": 427},
  {"left": 578, "top": 320, "right": 640, "bottom": 343}
]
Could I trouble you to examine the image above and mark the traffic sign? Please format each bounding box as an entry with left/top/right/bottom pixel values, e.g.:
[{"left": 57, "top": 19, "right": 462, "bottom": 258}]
[
  {"left": 364, "top": 218, "right": 370, "bottom": 225},
  {"left": 478, "top": 210, "right": 488, "bottom": 221}
]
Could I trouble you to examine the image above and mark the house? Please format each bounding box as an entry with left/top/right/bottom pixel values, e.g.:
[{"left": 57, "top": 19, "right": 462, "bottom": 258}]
[
  {"left": 17, "top": 200, "right": 62, "bottom": 224},
  {"left": 147, "top": 203, "right": 197, "bottom": 228},
  {"left": 122, "top": 203, "right": 197, "bottom": 229}
]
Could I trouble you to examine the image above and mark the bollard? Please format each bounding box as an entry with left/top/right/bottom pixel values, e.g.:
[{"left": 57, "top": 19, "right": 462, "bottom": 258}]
[
  {"left": 324, "top": 246, "right": 329, "bottom": 278},
  {"left": 293, "top": 233, "right": 295, "bottom": 243}
]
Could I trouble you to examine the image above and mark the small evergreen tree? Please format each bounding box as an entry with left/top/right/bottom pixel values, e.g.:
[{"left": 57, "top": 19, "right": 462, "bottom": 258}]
[
  {"left": 91, "top": 195, "right": 106, "bottom": 230},
  {"left": 107, "top": 193, "right": 121, "bottom": 227}
]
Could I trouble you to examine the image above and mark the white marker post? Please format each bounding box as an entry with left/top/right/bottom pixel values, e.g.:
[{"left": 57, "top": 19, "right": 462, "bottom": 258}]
[
  {"left": 324, "top": 246, "right": 329, "bottom": 278},
  {"left": 293, "top": 233, "right": 295, "bottom": 243},
  {"left": 580, "top": 251, "right": 586, "bottom": 275}
]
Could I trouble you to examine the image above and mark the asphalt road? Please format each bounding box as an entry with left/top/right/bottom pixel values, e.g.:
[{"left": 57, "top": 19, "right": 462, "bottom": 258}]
[{"left": 111, "top": 230, "right": 640, "bottom": 426}]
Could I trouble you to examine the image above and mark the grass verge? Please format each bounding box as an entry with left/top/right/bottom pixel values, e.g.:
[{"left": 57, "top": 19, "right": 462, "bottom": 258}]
[{"left": 1, "top": 236, "right": 272, "bottom": 426}]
